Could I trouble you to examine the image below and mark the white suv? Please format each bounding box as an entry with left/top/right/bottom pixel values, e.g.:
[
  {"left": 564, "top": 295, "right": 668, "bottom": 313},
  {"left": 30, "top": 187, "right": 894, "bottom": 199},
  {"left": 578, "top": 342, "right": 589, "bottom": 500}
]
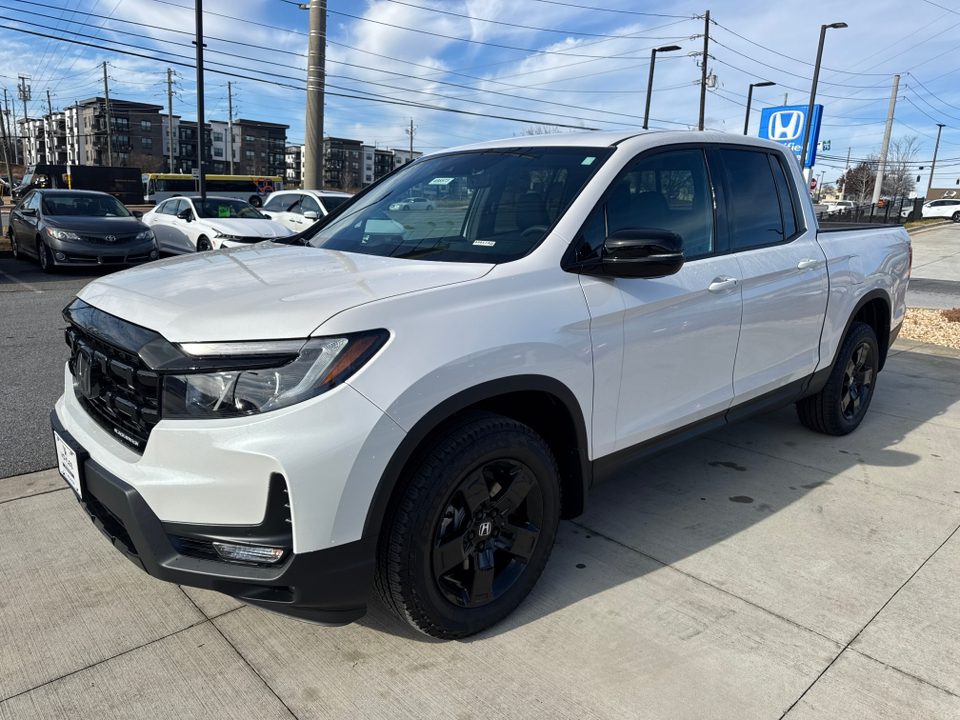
[
  {"left": 52, "top": 131, "right": 909, "bottom": 639},
  {"left": 262, "top": 189, "right": 353, "bottom": 232}
]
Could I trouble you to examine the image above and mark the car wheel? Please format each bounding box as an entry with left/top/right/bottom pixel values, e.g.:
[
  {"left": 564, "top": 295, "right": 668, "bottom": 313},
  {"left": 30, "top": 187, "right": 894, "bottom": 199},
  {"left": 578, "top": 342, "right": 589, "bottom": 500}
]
[
  {"left": 375, "top": 411, "right": 561, "bottom": 639},
  {"left": 402, "top": 205, "right": 410, "bottom": 211},
  {"left": 248, "top": 195, "right": 262, "bottom": 208},
  {"left": 196, "top": 236, "right": 213, "bottom": 252},
  {"left": 9, "top": 228, "right": 21, "bottom": 260},
  {"left": 952, "top": 212, "right": 960, "bottom": 223},
  {"left": 796, "top": 321, "right": 878, "bottom": 436},
  {"left": 36, "top": 237, "right": 59, "bottom": 274}
]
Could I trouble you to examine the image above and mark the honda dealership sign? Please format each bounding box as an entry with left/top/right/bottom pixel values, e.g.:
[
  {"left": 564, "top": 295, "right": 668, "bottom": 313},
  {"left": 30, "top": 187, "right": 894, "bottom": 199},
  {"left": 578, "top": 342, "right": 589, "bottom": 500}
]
[{"left": 758, "top": 104, "right": 824, "bottom": 168}]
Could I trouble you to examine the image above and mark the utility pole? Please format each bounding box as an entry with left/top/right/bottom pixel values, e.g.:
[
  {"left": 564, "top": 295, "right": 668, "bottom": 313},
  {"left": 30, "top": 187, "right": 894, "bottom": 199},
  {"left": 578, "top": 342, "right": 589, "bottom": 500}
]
[
  {"left": 871, "top": 74, "right": 899, "bottom": 206},
  {"left": 839, "top": 146, "right": 851, "bottom": 201},
  {"left": 698, "top": 10, "right": 710, "bottom": 131},
  {"left": 3, "top": 89, "right": 17, "bottom": 167},
  {"left": 17, "top": 76, "right": 30, "bottom": 165},
  {"left": 167, "top": 68, "right": 176, "bottom": 173},
  {"left": 0, "top": 97, "right": 13, "bottom": 196},
  {"left": 195, "top": 0, "right": 207, "bottom": 199},
  {"left": 102, "top": 62, "right": 113, "bottom": 166},
  {"left": 406, "top": 118, "right": 416, "bottom": 161},
  {"left": 926, "top": 123, "right": 945, "bottom": 200},
  {"left": 227, "top": 81, "right": 234, "bottom": 175},
  {"left": 46, "top": 89, "right": 54, "bottom": 164},
  {"left": 303, "top": 0, "right": 327, "bottom": 189},
  {"left": 784, "top": 93, "right": 788, "bottom": 105}
]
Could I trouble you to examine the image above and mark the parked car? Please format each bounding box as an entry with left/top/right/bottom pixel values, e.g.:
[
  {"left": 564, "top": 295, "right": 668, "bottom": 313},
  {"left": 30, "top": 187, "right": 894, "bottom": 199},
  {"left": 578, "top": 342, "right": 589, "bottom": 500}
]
[
  {"left": 388, "top": 196, "right": 435, "bottom": 211},
  {"left": 52, "top": 131, "right": 910, "bottom": 640},
  {"left": 141, "top": 195, "right": 293, "bottom": 254},
  {"left": 823, "top": 200, "right": 858, "bottom": 215},
  {"left": 902, "top": 198, "right": 960, "bottom": 222},
  {"left": 7, "top": 189, "right": 158, "bottom": 272},
  {"left": 261, "top": 189, "right": 353, "bottom": 233}
]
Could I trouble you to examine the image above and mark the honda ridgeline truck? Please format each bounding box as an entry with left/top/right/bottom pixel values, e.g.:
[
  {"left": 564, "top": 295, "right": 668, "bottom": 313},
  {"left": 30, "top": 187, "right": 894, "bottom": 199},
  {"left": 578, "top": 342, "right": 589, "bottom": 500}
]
[{"left": 52, "top": 131, "right": 911, "bottom": 638}]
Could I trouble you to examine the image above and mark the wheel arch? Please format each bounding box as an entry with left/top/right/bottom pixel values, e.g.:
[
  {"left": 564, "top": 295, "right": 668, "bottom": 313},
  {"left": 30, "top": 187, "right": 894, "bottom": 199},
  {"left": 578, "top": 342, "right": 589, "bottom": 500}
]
[
  {"left": 849, "top": 290, "right": 893, "bottom": 371},
  {"left": 361, "top": 375, "right": 591, "bottom": 540}
]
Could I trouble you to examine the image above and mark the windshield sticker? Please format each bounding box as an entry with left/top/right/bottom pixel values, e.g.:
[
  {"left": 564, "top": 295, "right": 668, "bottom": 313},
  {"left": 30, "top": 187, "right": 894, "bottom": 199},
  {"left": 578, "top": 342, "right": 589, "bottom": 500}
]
[
  {"left": 582, "top": 157, "right": 596, "bottom": 165},
  {"left": 473, "top": 240, "right": 496, "bottom": 247},
  {"left": 429, "top": 177, "right": 455, "bottom": 185},
  {"left": 218, "top": 206, "right": 231, "bottom": 217}
]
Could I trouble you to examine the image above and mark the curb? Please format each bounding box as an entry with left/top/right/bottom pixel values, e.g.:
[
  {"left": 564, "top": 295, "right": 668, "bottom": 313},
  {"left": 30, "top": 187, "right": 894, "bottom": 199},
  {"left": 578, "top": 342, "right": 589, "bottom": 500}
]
[{"left": 907, "top": 221, "right": 952, "bottom": 235}]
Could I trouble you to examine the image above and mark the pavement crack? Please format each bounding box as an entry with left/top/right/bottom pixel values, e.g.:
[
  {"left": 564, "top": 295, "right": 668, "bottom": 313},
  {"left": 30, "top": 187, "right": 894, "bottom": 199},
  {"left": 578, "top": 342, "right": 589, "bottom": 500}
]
[
  {"left": 0, "top": 486, "right": 68, "bottom": 506},
  {"left": 568, "top": 519, "right": 842, "bottom": 648},
  {"left": 778, "top": 519, "right": 960, "bottom": 718},
  {"left": 850, "top": 648, "right": 960, "bottom": 700},
  {"left": 180, "top": 589, "right": 301, "bottom": 720}
]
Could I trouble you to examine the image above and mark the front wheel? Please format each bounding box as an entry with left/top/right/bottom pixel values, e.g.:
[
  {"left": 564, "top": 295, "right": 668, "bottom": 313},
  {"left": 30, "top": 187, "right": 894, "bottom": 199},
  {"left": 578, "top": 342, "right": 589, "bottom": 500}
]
[
  {"left": 797, "top": 321, "right": 878, "bottom": 436},
  {"left": 375, "top": 412, "right": 561, "bottom": 639},
  {"left": 952, "top": 211, "right": 960, "bottom": 223},
  {"left": 9, "top": 228, "right": 21, "bottom": 260},
  {"left": 196, "top": 236, "right": 213, "bottom": 252},
  {"left": 37, "top": 238, "right": 59, "bottom": 274}
]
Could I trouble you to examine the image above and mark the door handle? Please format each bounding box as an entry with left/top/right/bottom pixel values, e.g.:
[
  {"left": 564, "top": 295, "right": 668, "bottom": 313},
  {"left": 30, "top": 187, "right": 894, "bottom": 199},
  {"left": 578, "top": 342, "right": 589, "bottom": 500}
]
[
  {"left": 708, "top": 276, "right": 739, "bottom": 293},
  {"left": 797, "top": 258, "right": 819, "bottom": 270}
]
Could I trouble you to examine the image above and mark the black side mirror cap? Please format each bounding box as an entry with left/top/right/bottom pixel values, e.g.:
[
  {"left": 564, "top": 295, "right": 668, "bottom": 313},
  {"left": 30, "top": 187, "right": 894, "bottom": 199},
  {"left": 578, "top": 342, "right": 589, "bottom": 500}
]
[
  {"left": 132, "top": 210, "right": 143, "bottom": 218},
  {"left": 568, "top": 228, "right": 684, "bottom": 279},
  {"left": 21, "top": 207, "right": 37, "bottom": 216},
  {"left": 177, "top": 209, "right": 192, "bottom": 221}
]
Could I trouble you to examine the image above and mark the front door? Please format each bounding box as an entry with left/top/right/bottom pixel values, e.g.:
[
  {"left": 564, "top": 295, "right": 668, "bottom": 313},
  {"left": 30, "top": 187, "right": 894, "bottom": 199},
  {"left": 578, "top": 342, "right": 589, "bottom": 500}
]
[{"left": 576, "top": 147, "right": 743, "bottom": 456}]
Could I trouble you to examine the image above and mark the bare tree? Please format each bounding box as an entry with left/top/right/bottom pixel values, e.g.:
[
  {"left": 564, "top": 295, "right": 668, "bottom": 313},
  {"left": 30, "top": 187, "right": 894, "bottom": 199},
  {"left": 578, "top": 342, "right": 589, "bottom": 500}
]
[
  {"left": 838, "top": 155, "right": 878, "bottom": 205},
  {"left": 516, "top": 124, "right": 581, "bottom": 136},
  {"left": 881, "top": 135, "right": 920, "bottom": 199},
  {"left": 127, "top": 151, "right": 166, "bottom": 173}
]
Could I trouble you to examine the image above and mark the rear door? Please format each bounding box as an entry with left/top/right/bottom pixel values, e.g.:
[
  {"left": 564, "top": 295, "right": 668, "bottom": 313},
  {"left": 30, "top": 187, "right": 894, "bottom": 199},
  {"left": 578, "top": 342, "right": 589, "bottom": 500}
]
[
  {"left": 715, "top": 147, "right": 828, "bottom": 405},
  {"left": 263, "top": 193, "right": 302, "bottom": 231}
]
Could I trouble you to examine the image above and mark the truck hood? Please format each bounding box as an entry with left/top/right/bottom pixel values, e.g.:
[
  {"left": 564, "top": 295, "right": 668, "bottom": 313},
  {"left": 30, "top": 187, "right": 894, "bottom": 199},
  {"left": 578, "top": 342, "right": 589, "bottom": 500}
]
[{"left": 77, "top": 244, "right": 493, "bottom": 342}]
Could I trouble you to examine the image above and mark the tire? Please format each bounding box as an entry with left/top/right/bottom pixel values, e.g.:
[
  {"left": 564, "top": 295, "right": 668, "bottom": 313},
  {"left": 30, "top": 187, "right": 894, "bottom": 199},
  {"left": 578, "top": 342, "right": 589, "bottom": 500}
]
[
  {"left": 36, "top": 237, "right": 59, "bottom": 274},
  {"left": 375, "top": 412, "right": 561, "bottom": 639},
  {"left": 9, "top": 228, "right": 21, "bottom": 260},
  {"left": 797, "top": 321, "right": 879, "bottom": 436},
  {"left": 248, "top": 195, "right": 262, "bottom": 208},
  {"left": 196, "top": 236, "right": 213, "bottom": 252},
  {"left": 952, "top": 212, "right": 959, "bottom": 223}
]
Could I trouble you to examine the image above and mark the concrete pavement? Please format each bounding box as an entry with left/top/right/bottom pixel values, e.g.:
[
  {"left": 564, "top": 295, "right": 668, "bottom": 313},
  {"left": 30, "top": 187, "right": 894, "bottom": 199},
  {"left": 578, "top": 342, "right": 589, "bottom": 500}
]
[
  {"left": 907, "top": 222, "right": 960, "bottom": 309},
  {"left": 1, "top": 338, "right": 959, "bottom": 719}
]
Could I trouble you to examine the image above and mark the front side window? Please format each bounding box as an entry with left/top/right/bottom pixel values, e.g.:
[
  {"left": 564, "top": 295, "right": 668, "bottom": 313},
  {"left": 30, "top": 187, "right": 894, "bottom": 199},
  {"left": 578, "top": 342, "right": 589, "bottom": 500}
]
[
  {"left": 720, "top": 148, "right": 787, "bottom": 250},
  {"left": 263, "top": 194, "right": 298, "bottom": 213},
  {"left": 307, "top": 146, "right": 612, "bottom": 263},
  {"left": 577, "top": 148, "right": 715, "bottom": 262},
  {"left": 300, "top": 195, "right": 321, "bottom": 214}
]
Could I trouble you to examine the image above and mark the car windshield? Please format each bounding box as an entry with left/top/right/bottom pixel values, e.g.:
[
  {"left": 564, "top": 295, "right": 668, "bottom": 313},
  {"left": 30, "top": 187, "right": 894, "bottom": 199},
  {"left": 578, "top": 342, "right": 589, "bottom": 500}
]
[
  {"left": 306, "top": 146, "right": 612, "bottom": 263},
  {"left": 42, "top": 193, "right": 132, "bottom": 217},
  {"left": 193, "top": 198, "right": 266, "bottom": 219}
]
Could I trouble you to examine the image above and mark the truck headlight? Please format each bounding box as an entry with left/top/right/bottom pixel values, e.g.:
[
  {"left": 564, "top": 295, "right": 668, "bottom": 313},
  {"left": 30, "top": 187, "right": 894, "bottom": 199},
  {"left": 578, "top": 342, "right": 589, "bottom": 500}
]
[
  {"left": 47, "top": 228, "right": 81, "bottom": 241},
  {"left": 161, "top": 331, "right": 388, "bottom": 419}
]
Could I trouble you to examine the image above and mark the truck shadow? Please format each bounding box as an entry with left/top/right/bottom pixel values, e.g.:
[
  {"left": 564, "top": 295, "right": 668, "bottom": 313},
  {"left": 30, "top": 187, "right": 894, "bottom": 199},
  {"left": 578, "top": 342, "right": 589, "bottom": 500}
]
[{"left": 358, "top": 346, "right": 960, "bottom": 643}]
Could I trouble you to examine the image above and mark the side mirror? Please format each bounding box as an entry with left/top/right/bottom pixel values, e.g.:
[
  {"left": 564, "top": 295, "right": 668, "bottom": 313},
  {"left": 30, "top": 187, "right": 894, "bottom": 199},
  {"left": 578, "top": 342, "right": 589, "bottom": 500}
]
[
  {"left": 177, "top": 209, "right": 193, "bottom": 221},
  {"left": 21, "top": 207, "right": 37, "bottom": 217},
  {"left": 303, "top": 210, "right": 319, "bottom": 221},
  {"left": 262, "top": 212, "right": 273, "bottom": 219},
  {"left": 132, "top": 210, "right": 143, "bottom": 219},
  {"left": 570, "top": 228, "right": 684, "bottom": 279}
]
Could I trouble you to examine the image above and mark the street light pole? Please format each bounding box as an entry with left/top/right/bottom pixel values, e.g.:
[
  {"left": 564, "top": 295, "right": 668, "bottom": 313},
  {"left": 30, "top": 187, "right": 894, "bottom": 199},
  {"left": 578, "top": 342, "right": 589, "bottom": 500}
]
[
  {"left": 800, "top": 22, "right": 847, "bottom": 179},
  {"left": 643, "top": 44, "right": 681, "bottom": 130},
  {"left": 926, "top": 123, "right": 946, "bottom": 200},
  {"left": 744, "top": 81, "right": 775, "bottom": 135},
  {"left": 195, "top": 0, "right": 206, "bottom": 200}
]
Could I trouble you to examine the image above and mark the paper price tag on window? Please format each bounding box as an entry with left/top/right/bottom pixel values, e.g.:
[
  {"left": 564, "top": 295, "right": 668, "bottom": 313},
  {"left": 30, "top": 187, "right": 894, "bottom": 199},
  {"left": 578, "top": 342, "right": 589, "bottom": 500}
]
[
  {"left": 218, "top": 206, "right": 230, "bottom": 217},
  {"left": 429, "top": 177, "right": 455, "bottom": 185}
]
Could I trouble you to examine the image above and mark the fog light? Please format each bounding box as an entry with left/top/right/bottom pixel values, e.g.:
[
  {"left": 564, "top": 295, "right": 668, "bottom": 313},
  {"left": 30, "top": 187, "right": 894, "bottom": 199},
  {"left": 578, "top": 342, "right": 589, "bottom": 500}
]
[
  {"left": 212, "top": 542, "right": 286, "bottom": 564},
  {"left": 55, "top": 251, "right": 66, "bottom": 260},
  {"left": 150, "top": 249, "right": 158, "bottom": 259}
]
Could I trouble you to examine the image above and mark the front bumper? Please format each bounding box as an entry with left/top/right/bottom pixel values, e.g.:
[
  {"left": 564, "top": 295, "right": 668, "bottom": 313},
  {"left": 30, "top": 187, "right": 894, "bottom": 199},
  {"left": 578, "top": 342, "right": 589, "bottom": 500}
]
[
  {"left": 52, "top": 411, "right": 377, "bottom": 624},
  {"left": 49, "top": 238, "right": 158, "bottom": 267}
]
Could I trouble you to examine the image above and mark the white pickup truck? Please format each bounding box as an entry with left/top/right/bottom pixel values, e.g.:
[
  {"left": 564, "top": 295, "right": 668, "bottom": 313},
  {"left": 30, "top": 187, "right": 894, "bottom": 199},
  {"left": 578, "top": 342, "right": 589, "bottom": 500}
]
[{"left": 52, "top": 131, "right": 911, "bottom": 639}]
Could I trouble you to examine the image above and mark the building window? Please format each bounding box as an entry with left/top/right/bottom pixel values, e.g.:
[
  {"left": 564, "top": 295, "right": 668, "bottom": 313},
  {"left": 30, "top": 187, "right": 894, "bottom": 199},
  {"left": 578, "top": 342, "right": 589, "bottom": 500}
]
[
  {"left": 118, "top": 152, "right": 129, "bottom": 163},
  {"left": 352, "top": 162, "right": 359, "bottom": 169},
  {"left": 214, "top": 147, "right": 223, "bottom": 157},
  {"left": 245, "top": 135, "right": 255, "bottom": 142},
  {"left": 141, "top": 120, "right": 152, "bottom": 131},
  {"left": 245, "top": 150, "right": 254, "bottom": 160},
  {"left": 213, "top": 131, "right": 223, "bottom": 142},
  {"left": 141, "top": 137, "right": 153, "bottom": 148}
]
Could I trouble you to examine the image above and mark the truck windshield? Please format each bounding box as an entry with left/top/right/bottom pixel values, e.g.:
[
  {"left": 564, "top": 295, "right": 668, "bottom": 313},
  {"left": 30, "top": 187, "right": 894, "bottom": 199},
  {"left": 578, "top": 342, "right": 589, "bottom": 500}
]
[
  {"left": 42, "top": 193, "right": 132, "bottom": 217},
  {"left": 306, "top": 146, "right": 612, "bottom": 263}
]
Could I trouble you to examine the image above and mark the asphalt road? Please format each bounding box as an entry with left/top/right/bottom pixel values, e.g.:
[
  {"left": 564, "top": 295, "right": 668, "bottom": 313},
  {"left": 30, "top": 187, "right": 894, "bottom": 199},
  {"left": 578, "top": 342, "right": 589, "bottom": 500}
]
[
  {"left": 0, "top": 253, "right": 110, "bottom": 478},
  {"left": 907, "top": 222, "right": 960, "bottom": 309}
]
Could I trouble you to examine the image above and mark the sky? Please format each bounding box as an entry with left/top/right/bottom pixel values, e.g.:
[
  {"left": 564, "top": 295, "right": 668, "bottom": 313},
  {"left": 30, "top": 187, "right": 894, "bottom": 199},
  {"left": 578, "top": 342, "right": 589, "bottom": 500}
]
[{"left": 1, "top": 0, "right": 960, "bottom": 188}]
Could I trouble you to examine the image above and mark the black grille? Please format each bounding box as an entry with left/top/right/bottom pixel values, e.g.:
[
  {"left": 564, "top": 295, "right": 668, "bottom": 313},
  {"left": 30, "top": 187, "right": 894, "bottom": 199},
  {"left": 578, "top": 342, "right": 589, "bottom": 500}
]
[
  {"left": 84, "top": 492, "right": 139, "bottom": 558},
  {"left": 66, "top": 326, "right": 161, "bottom": 453},
  {"left": 81, "top": 235, "right": 137, "bottom": 245}
]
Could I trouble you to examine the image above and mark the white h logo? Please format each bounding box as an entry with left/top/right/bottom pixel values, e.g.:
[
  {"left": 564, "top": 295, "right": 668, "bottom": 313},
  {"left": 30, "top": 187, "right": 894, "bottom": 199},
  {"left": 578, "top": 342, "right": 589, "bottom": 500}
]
[{"left": 769, "top": 111, "right": 804, "bottom": 141}]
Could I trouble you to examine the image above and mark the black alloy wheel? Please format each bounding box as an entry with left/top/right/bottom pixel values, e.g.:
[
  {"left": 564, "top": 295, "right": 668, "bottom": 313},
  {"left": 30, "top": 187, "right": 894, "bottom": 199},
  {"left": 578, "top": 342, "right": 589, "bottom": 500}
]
[
  {"left": 196, "top": 236, "right": 213, "bottom": 252},
  {"left": 796, "top": 321, "right": 879, "bottom": 436},
  {"left": 376, "top": 412, "right": 561, "bottom": 639},
  {"left": 37, "top": 238, "right": 57, "bottom": 274},
  {"left": 248, "top": 195, "right": 262, "bottom": 208},
  {"left": 9, "top": 228, "right": 20, "bottom": 260},
  {"left": 952, "top": 211, "right": 960, "bottom": 223},
  {"left": 433, "top": 458, "right": 544, "bottom": 609}
]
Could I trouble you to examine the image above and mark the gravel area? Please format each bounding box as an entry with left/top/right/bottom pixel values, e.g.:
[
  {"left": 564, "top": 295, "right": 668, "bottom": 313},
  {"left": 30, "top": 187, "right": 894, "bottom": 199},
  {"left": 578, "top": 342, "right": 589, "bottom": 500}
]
[{"left": 900, "top": 307, "right": 960, "bottom": 350}]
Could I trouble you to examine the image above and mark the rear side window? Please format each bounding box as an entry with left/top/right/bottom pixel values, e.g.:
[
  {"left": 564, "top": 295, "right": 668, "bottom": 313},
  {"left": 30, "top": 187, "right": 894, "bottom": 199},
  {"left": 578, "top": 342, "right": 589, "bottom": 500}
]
[
  {"left": 720, "top": 149, "right": 785, "bottom": 250},
  {"left": 768, "top": 154, "right": 799, "bottom": 239},
  {"left": 263, "top": 194, "right": 300, "bottom": 213}
]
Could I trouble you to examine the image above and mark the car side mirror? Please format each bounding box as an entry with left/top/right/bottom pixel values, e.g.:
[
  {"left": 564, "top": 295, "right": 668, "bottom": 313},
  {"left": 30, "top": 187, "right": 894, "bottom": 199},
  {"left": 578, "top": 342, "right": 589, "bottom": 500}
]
[
  {"left": 569, "top": 228, "right": 685, "bottom": 279},
  {"left": 21, "top": 207, "right": 37, "bottom": 217},
  {"left": 303, "top": 210, "right": 319, "bottom": 220},
  {"left": 132, "top": 210, "right": 143, "bottom": 219},
  {"left": 177, "top": 209, "right": 193, "bottom": 221}
]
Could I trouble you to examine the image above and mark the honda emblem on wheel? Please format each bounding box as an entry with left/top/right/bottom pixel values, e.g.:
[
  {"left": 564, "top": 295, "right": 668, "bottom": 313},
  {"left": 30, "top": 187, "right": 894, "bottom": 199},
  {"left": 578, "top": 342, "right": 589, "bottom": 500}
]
[{"left": 478, "top": 521, "right": 492, "bottom": 538}]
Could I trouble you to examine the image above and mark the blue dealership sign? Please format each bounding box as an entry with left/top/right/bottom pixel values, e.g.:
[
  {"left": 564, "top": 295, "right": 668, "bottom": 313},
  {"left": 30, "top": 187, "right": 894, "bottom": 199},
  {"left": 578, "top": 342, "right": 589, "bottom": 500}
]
[{"left": 758, "top": 104, "right": 823, "bottom": 168}]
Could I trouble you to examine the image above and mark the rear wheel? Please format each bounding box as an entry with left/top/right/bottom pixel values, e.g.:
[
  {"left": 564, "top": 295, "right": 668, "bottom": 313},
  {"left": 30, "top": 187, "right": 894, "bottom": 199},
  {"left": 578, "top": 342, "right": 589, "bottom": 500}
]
[
  {"left": 196, "top": 236, "right": 213, "bottom": 252},
  {"left": 376, "top": 412, "right": 561, "bottom": 639},
  {"left": 797, "top": 321, "right": 878, "bottom": 436}
]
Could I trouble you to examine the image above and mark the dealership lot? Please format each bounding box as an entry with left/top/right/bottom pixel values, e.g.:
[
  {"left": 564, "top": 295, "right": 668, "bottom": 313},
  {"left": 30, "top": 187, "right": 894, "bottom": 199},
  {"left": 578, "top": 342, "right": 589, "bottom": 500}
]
[{"left": 2, "top": 227, "right": 960, "bottom": 718}]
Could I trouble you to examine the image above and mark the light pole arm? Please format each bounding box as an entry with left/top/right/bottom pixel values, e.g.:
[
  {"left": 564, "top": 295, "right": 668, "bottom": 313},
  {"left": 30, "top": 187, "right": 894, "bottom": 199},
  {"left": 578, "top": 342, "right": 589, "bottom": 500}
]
[{"left": 643, "top": 49, "right": 657, "bottom": 130}]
